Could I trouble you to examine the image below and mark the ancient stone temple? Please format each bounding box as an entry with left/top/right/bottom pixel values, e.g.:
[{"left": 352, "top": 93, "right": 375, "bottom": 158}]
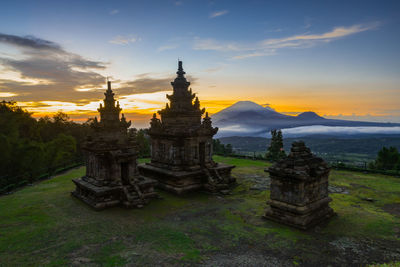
[
  {"left": 72, "top": 81, "right": 158, "bottom": 210},
  {"left": 138, "top": 61, "right": 235, "bottom": 194},
  {"left": 264, "top": 141, "right": 335, "bottom": 229}
]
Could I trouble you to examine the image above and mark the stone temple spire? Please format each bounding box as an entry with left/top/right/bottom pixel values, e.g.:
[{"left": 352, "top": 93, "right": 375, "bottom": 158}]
[
  {"left": 104, "top": 80, "right": 116, "bottom": 108},
  {"left": 141, "top": 61, "right": 235, "bottom": 195},
  {"left": 171, "top": 61, "right": 190, "bottom": 94},
  {"left": 97, "top": 80, "right": 124, "bottom": 129}
]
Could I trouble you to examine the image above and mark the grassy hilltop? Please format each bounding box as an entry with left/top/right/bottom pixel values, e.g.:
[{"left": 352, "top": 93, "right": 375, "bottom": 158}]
[{"left": 0, "top": 156, "right": 400, "bottom": 266}]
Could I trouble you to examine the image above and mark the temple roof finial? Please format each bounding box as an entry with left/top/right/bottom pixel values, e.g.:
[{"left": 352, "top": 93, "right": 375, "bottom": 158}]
[
  {"left": 103, "top": 78, "right": 115, "bottom": 104},
  {"left": 106, "top": 76, "right": 113, "bottom": 93},
  {"left": 177, "top": 60, "right": 185, "bottom": 77}
]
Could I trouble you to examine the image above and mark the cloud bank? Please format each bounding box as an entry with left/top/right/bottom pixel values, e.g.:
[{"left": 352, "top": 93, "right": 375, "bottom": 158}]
[
  {"left": 281, "top": 125, "right": 400, "bottom": 137},
  {"left": 0, "top": 33, "right": 183, "bottom": 105},
  {"left": 0, "top": 33, "right": 107, "bottom": 102},
  {"left": 216, "top": 124, "right": 400, "bottom": 138}
]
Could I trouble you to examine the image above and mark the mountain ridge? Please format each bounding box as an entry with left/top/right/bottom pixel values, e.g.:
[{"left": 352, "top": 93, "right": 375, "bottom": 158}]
[{"left": 211, "top": 101, "right": 400, "bottom": 138}]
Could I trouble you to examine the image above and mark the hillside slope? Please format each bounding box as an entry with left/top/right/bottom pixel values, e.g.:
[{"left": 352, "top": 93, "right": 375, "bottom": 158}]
[{"left": 0, "top": 158, "right": 399, "bottom": 266}]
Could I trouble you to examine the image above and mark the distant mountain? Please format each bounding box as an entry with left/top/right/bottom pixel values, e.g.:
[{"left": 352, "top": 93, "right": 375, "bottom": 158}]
[
  {"left": 211, "top": 101, "right": 400, "bottom": 138},
  {"left": 297, "top": 111, "right": 325, "bottom": 120},
  {"left": 212, "top": 101, "right": 288, "bottom": 122}
]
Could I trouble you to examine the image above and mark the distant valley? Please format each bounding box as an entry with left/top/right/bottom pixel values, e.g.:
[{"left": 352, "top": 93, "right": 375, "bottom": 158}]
[{"left": 218, "top": 135, "right": 400, "bottom": 164}]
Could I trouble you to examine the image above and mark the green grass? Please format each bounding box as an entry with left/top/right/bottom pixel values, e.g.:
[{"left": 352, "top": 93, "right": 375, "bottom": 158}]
[
  {"left": 0, "top": 158, "right": 399, "bottom": 266},
  {"left": 213, "top": 155, "right": 270, "bottom": 167}
]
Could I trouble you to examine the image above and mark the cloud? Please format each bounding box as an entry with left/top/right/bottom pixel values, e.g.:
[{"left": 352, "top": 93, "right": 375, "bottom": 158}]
[
  {"left": 304, "top": 17, "right": 312, "bottom": 29},
  {"left": 0, "top": 92, "right": 17, "bottom": 97},
  {"left": 193, "top": 22, "right": 379, "bottom": 59},
  {"left": 202, "top": 66, "right": 224, "bottom": 73},
  {"left": 0, "top": 33, "right": 61, "bottom": 51},
  {"left": 0, "top": 79, "right": 104, "bottom": 102},
  {"left": 110, "top": 9, "right": 119, "bottom": 15},
  {"left": 157, "top": 37, "right": 188, "bottom": 52},
  {"left": 119, "top": 77, "right": 172, "bottom": 95},
  {"left": 232, "top": 51, "right": 275, "bottom": 59},
  {"left": 0, "top": 33, "right": 107, "bottom": 103},
  {"left": 109, "top": 35, "right": 140, "bottom": 45},
  {"left": 262, "top": 23, "right": 378, "bottom": 47},
  {"left": 118, "top": 74, "right": 197, "bottom": 95},
  {"left": 265, "top": 28, "right": 283, "bottom": 33},
  {"left": 281, "top": 125, "right": 400, "bottom": 137},
  {"left": 193, "top": 38, "right": 243, "bottom": 51},
  {"left": 210, "top": 10, "right": 228, "bottom": 18},
  {"left": 157, "top": 44, "right": 179, "bottom": 52},
  {"left": 174, "top": 1, "right": 183, "bottom": 6}
]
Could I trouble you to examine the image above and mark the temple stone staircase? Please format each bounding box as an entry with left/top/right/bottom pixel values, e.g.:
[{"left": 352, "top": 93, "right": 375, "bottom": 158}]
[{"left": 203, "top": 167, "right": 229, "bottom": 193}]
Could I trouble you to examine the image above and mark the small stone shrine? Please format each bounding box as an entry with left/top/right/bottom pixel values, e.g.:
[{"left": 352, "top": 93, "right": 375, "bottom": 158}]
[
  {"left": 138, "top": 61, "right": 235, "bottom": 194},
  {"left": 72, "top": 81, "right": 158, "bottom": 210},
  {"left": 264, "top": 141, "right": 335, "bottom": 229}
]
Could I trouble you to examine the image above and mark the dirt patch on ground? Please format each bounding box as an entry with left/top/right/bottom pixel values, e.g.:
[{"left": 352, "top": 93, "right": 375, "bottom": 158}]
[
  {"left": 245, "top": 174, "right": 270, "bottom": 191},
  {"left": 382, "top": 203, "right": 400, "bottom": 217},
  {"left": 328, "top": 185, "right": 349, "bottom": 194},
  {"left": 350, "top": 183, "right": 373, "bottom": 190}
]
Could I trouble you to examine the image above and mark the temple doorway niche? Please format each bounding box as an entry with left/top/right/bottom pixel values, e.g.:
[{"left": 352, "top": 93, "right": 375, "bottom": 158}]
[
  {"left": 199, "top": 142, "right": 205, "bottom": 166},
  {"left": 121, "top": 162, "right": 129, "bottom": 185}
]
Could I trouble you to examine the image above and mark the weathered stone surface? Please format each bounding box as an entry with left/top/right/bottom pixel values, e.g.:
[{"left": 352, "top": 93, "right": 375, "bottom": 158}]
[
  {"left": 72, "top": 81, "right": 158, "bottom": 210},
  {"left": 264, "top": 141, "right": 335, "bottom": 229},
  {"left": 138, "top": 61, "right": 235, "bottom": 194}
]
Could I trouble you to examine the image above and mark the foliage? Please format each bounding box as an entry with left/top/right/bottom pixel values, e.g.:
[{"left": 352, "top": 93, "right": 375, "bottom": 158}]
[
  {"left": 369, "top": 146, "right": 400, "bottom": 171},
  {"left": 266, "top": 129, "right": 286, "bottom": 162},
  {"left": 136, "top": 129, "right": 151, "bottom": 158},
  {"left": 213, "top": 139, "right": 233, "bottom": 155},
  {"left": 0, "top": 101, "right": 87, "bottom": 191}
]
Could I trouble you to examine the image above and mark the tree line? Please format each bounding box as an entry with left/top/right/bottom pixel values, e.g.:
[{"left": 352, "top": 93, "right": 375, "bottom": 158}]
[
  {"left": 0, "top": 101, "right": 150, "bottom": 193},
  {"left": 212, "top": 139, "right": 233, "bottom": 155}
]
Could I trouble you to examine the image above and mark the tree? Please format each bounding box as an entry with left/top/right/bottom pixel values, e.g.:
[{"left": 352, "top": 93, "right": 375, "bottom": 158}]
[
  {"left": 45, "top": 134, "right": 77, "bottom": 171},
  {"left": 212, "top": 139, "right": 233, "bottom": 155},
  {"left": 136, "top": 129, "right": 151, "bottom": 157},
  {"left": 225, "top": 144, "right": 233, "bottom": 155},
  {"left": 370, "top": 146, "right": 400, "bottom": 170},
  {"left": 266, "top": 129, "right": 286, "bottom": 162},
  {"left": 19, "top": 142, "right": 46, "bottom": 182}
]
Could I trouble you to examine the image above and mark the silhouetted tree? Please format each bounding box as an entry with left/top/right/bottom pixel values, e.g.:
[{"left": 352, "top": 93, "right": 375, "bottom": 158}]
[
  {"left": 225, "top": 144, "right": 233, "bottom": 155},
  {"left": 212, "top": 139, "right": 233, "bottom": 155},
  {"left": 266, "top": 129, "right": 286, "bottom": 162},
  {"left": 136, "top": 129, "right": 151, "bottom": 157},
  {"left": 369, "top": 146, "right": 400, "bottom": 170}
]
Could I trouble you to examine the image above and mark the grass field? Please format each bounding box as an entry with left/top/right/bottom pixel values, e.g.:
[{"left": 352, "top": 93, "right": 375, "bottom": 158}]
[{"left": 0, "top": 156, "right": 399, "bottom": 266}]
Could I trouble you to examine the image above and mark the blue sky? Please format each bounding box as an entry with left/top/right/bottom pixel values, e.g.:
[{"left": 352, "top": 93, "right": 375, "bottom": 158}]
[{"left": 0, "top": 0, "right": 399, "bottom": 125}]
